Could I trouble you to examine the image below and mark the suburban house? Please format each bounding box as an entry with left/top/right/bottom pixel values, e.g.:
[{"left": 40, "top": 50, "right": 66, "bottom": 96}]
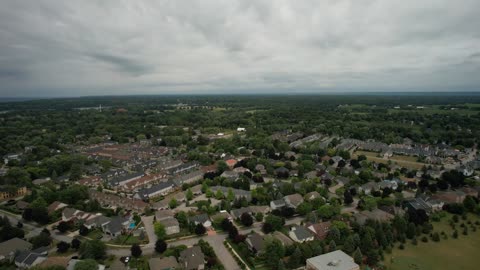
[
  {"left": 284, "top": 193, "right": 304, "bottom": 209},
  {"left": 107, "top": 172, "right": 144, "bottom": 187},
  {"left": 32, "top": 178, "right": 51, "bottom": 186},
  {"left": 160, "top": 218, "right": 181, "bottom": 235},
  {"left": 0, "top": 238, "right": 32, "bottom": 262},
  {"left": 188, "top": 214, "right": 211, "bottom": 228},
  {"left": 169, "top": 161, "right": 200, "bottom": 175},
  {"left": 0, "top": 186, "right": 29, "bottom": 201},
  {"left": 89, "top": 190, "right": 148, "bottom": 213},
  {"left": 210, "top": 186, "right": 252, "bottom": 201},
  {"left": 306, "top": 250, "right": 359, "bottom": 270},
  {"left": 48, "top": 201, "right": 68, "bottom": 214},
  {"left": 307, "top": 221, "right": 331, "bottom": 240},
  {"left": 14, "top": 246, "right": 49, "bottom": 269},
  {"left": 155, "top": 209, "right": 175, "bottom": 221},
  {"left": 270, "top": 199, "right": 286, "bottom": 210},
  {"left": 305, "top": 191, "right": 321, "bottom": 201},
  {"left": 359, "top": 182, "right": 379, "bottom": 195},
  {"left": 246, "top": 232, "right": 265, "bottom": 254},
  {"left": 289, "top": 226, "right": 315, "bottom": 243},
  {"left": 134, "top": 181, "right": 175, "bottom": 201},
  {"left": 67, "top": 259, "right": 106, "bottom": 270},
  {"left": 272, "top": 231, "right": 294, "bottom": 246},
  {"left": 225, "top": 159, "right": 238, "bottom": 169},
  {"left": 220, "top": 171, "right": 240, "bottom": 181},
  {"left": 210, "top": 211, "right": 233, "bottom": 222},
  {"left": 172, "top": 170, "right": 204, "bottom": 187},
  {"left": 230, "top": 206, "right": 270, "bottom": 220},
  {"left": 62, "top": 208, "right": 93, "bottom": 224},
  {"left": 149, "top": 256, "right": 179, "bottom": 270},
  {"left": 63, "top": 208, "right": 133, "bottom": 237},
  {"left": 103, "top": 216, "right": 132, "bottom": 237},
  {"left": 179, "top": 246, "right": 205, "bottom": 270},
  {"left": 84, "top": 214, "right": 112, "bottom": 230}
]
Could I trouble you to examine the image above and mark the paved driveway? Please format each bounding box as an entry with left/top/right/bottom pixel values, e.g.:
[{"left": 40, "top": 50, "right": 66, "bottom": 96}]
[{"left": 141, "top": 215, "right": 156, "bottom": 248}]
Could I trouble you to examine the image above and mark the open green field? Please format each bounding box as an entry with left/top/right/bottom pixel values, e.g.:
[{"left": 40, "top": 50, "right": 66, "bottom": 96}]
[
  {"left": 353, "top": 150, "right": 425, "bottom": 169},
  {"left": 384, "top": 214, "right": 480, "bottom": 270},
  {"left": 387, "top": 104, "right": 480, "bottom": 116}
]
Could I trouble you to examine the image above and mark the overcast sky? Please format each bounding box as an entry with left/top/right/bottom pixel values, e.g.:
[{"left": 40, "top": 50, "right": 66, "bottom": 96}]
[{"left": 1, "top": 0, "right": 479, "bottom": 97}]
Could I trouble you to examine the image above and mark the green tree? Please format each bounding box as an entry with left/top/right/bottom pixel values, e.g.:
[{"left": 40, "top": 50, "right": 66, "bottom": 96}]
[
  {"left": 131, "top": 243, "right": 142, "bottom": 258},
  {"left": 353, "top": 247, "right": 363, "bottom": 265},
  {"left": 297, "top": 202, "right": 313, "bottom": 216},
  {"left": 288, "top": 247, "right": 303, "bottom": 268},
  {"left": 71, "top": 238, "right": 81, "bottom": 250},
  {"left": 79, "top": 240, "right": 106, "bottom": 260},
  {"left": 329, "top": 240, "right": 337, "bottom": 252},
  {"left": 56, "top": 241, "right": 70, "bottom": 253},
  {"left": 186, "top": 188, "right": 193, "bottom": 201},
  {"left": 70, "top": 163, "right": 83, "bottom": 181},
  {"left": 343, "top": 235, "right": 356, "bottom": 254},
  {"left": 217, "top": 160, "right": 228, "bottom": 173},
  {"left": 155, "top": 239, "right": 167, "bottom": 253},
  {"left": 215, "top": 190, "right": 224, "bottom": 200},
  {"left": 262, "top": 237, "right": 285, "bottom": 269},
  {"left": 154, "top": 222, "right": 167, "bottom": 240},
  {"left": 169, "top": 198, "right": 178, "bottom": 209},
  {"left": 240, "top": 213, "right": 253, "bottom": 226},
  {"left": 406, "top": 222, "right": 416, "bottom": 239},
  {"left": 195, "top": 223, "right": 206, "bottom": 235},
  {"left": 263, "top": 215, "right": 285, "bottom": 233}
]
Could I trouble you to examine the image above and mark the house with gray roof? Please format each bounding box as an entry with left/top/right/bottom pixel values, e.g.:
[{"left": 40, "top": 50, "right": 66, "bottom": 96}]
[
  {"left": 179, "top": 246, "right": 205, "bottom": 270},
  {"left": 103, "top": 216, "right": 131, "bottom": 237},
  {"left": 172, "top": 170, "right": 204, "bottom": 187},
  {"left": 284, "top": 193, "right": 304, "bottom": 209},
  {"left": 0, "top": 238, "right": 32, "bottom": 262},
  {"left": 270, "top": 199, "right": 286, "bottom": 210},
  {"left": 220, "top": 170, "right": 240, "bottom": 181},
  {"left": 188, "top": 214, "right": 211, "bottom": 228},
  {"left": 15, "top": 246, "right": 48, "bottom": 269},
  {"left": 108, "top": 172, "right": 144, "bottom": 187},
  {"left": 306, "top": 250, "right": 359, "bottom": 270},
  {"left": 134, "top": 181, "right": 174, "bottom": 201},
  {"left": 246, "top": 232, "right": 265, "bottom": 254},
  {"left": 160, "top": 217, "right": 180, "bottom": 235},
  {"left": 149, "top": 256, "right": 179, "bottom": 270},
  {"left": 289, "top": 225, "right": 314, "bottom": 243},
  {"left": 210, "top": 186, "right": 252, "bottom": 201}
]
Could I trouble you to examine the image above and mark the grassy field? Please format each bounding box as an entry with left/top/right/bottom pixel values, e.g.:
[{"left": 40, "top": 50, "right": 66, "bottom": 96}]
[
  {"left": 387, "top": 104, "right": 480, "bottom": 116},
  {"left": 384, "top": 213, "right": 480, "bottom": 270},
  {"left": 353, "top": 150, "right": 425, "bottom": 169}
]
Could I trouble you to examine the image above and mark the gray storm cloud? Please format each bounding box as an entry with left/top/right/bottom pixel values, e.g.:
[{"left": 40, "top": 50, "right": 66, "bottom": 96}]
[{"left": 0, "top": 0, "right": 479, "bottom": 97}]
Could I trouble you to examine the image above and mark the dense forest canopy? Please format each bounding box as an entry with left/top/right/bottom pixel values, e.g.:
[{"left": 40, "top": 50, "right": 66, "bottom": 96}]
[{"left": 1, "top": 94, "right": 479, "bottom": 158}]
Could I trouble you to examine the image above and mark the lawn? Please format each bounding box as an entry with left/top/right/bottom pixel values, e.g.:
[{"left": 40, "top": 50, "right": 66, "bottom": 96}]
[
  {"left": 86, "top": 229, "right": 104, "bottom": 240},
  {"left": 353, "top": 150, "right": 425, "bottom": 170},
  {"left": 384, "top": 214, "right": 480, "bottom": 270},
  {"left": 111, "top": 234, "right": 148, "bottom": 245}
]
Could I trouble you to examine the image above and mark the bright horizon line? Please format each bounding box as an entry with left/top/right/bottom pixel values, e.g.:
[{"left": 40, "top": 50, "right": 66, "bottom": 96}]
[{"left": 2, "top": 90, "right": 480, "bottom": 100}]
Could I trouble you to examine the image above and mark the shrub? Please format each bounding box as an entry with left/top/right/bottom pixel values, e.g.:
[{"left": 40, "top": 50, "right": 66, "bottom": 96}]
[
  {"left": 411, "top": 238, "right": 418, "bottom": 245},
  {"left": 421, "top": 236, "right": 428, "bottom": 243},
  {"left": 432, "top": 232, "right": 440, "bottom": 242}
]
